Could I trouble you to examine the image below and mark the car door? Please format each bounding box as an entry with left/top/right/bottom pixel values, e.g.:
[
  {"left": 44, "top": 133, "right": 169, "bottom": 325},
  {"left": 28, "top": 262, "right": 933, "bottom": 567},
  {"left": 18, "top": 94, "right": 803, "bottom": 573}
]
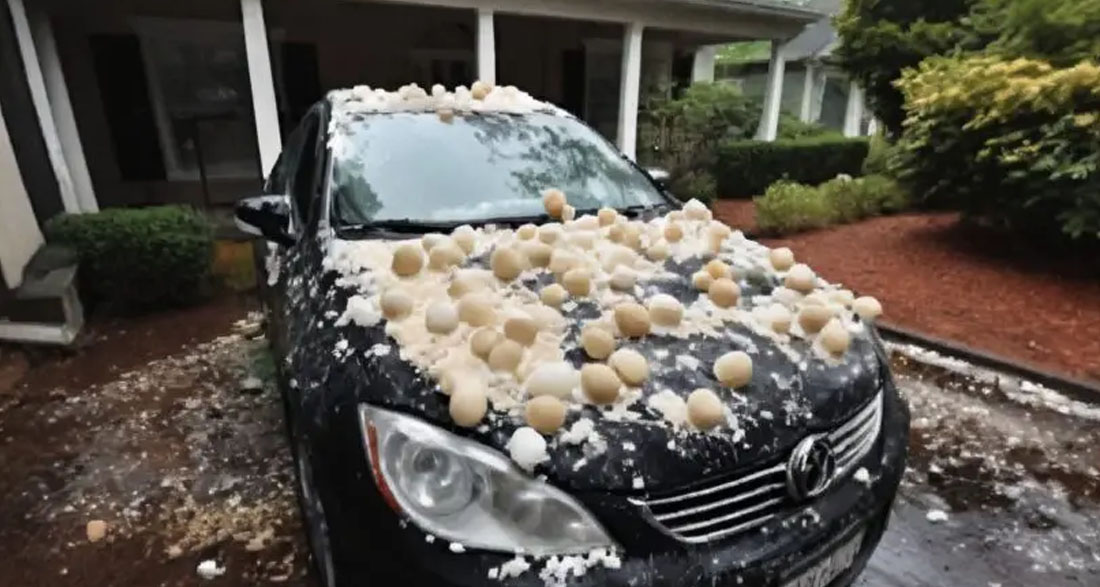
[{"left": 264, "top": 106, "right": 325, "bottom": 371}]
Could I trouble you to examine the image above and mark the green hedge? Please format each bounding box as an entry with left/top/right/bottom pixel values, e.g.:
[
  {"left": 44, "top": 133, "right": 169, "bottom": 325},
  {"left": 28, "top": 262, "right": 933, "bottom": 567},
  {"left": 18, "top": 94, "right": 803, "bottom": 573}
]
[
  {"left": 44, "top": 206, "right": 213, "bottom": 311},
  {"left": 755, "top": 175, "right": 910, "bottom": 235},
  {"left": 714, "top": 137, "right": 870, "bottom": 198},
  {"left": 894, "top": 55, "right": 1100, "bottom": 239}
]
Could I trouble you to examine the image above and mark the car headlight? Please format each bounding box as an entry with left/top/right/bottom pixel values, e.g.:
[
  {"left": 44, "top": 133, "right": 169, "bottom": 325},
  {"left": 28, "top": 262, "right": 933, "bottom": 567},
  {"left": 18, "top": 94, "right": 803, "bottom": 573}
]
[{"left": 359, "top": 405, "right": 616, "bottom": 555}]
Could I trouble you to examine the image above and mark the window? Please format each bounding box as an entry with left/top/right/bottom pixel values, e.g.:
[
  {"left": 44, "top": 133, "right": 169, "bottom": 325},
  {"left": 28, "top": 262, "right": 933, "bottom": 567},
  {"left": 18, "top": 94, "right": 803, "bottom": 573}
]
[
  {"left": 331, "top": 112, "right": 666, "bottom": 226},
  {"left": 134, "top": 18, "right": 260, "bottom": 182}
]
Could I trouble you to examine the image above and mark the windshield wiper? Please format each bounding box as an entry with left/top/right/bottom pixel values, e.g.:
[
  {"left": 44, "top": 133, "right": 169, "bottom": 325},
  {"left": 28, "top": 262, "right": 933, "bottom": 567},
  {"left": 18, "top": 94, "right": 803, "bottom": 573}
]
[{"left": 337, "top": 218, "right": 461, "bottom": 236}]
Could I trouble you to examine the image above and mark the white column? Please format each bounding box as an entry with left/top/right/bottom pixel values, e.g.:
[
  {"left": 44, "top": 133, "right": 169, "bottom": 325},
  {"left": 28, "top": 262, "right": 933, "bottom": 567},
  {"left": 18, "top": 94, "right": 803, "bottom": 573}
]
[
  {"left": 843, "top": 80, "right": 865, "bottom": 137},
  {"left": 30, "top": 9, "right": 97, "bottom": 212},
  {"left": 754, "top": 40, "right": 785, "bottom": 142},
  {"left": 690, "top": 45, "right": 716, "bottom": 83},
  {"left": 799, "top": 63, "right": 816, "bottom": 123},
  {"left": 241, "top": 0, "right": 282, "bottom": 178},
  {"left": 616, "top": 22, "right": 643, "bottom": 160},
  {"left": 7, "top": 0, "right": 79, "bottom": 214},
  {"left": 476, "top": 8, "right": 496, "bottom": 85},
  {"left": 0, "top": 103, "right": 45, "bottom": 289},
  {"left": 867, "top": 118, "right": 880, "bottom": 136}
]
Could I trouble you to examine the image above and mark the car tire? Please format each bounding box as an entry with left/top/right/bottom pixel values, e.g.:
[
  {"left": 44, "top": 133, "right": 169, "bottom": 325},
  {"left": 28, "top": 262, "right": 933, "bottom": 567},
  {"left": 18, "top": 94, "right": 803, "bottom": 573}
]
[{"left": 292, "top": 434, "right": 338, "bottom": 587}]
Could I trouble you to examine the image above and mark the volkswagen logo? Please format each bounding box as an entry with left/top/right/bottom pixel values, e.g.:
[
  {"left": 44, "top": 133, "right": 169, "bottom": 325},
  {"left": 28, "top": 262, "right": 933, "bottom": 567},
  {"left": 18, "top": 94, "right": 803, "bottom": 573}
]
[{"left": 786, "top": 434, "right": 837, "bottom": 501}]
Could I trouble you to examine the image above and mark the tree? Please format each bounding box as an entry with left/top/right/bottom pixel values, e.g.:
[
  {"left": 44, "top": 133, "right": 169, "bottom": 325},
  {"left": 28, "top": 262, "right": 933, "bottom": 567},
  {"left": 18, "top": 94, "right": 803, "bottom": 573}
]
[{"left": 833, "top": 0, "right": 983, "bottom": 136}]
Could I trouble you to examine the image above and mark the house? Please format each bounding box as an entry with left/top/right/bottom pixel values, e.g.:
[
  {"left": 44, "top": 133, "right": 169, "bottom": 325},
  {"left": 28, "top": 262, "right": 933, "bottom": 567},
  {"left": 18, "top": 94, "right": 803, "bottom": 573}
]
[
  {"left": 0, "top": 0, "right": 824, "bottom": 343},
  {"left": 714, "top": 0, "right": 873, "bottom": 137}
]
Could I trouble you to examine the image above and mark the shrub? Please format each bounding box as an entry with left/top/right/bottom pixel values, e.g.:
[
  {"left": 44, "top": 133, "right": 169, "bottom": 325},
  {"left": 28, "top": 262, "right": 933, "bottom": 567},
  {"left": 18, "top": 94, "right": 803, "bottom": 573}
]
[
  {"left": 638, "top": 82, "right": 833, "bottom": 194},
  {"left": 44, "top": 205, "right": 213, "bottom": 311},
  {"left": 755, "top": 175, "right": 909, "bottom": 234},
  {"left": 975, "top": 0, "right": 1100, "bottom": 66},
  {"left": 833, "top": 0, "right": 985, "bottom": 136},
  {"left": 894, "top": 55, "right": 1100, "bottom": 239},
  {"left": 714, "top": 137, "right": 870, "bottom": 198},
  {"left": 669, "top": 170, "right": 717, "bottom": 206},
  {"left": 862, "top": 132, "right": 894, "bottom": 176}
]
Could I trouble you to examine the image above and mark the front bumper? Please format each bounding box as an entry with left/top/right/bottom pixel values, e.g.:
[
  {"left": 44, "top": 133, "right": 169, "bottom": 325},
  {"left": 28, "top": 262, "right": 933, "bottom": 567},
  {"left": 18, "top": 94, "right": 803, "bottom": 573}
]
[{"left": 313, "top": 383, "right": 909, "bottom": 587}]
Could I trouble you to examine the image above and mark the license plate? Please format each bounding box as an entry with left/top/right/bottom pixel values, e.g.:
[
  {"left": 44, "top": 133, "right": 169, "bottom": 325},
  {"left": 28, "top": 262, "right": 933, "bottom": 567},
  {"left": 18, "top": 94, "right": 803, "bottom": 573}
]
[{"left": 782, "top": 529, "right": 865, "bottom": 587}]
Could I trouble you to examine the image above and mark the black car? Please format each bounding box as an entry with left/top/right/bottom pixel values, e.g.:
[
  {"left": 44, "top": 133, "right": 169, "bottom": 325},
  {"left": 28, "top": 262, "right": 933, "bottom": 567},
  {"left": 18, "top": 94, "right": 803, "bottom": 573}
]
[{"left": 236, "top": 85, "right": 908, "bottom": 587}]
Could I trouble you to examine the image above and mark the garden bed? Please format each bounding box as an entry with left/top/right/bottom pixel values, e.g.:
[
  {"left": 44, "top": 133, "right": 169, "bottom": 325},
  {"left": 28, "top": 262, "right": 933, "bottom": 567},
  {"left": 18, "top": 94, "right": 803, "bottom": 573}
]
[{"left": 712, "top": 204, "right": 1100, "bottom": 384}]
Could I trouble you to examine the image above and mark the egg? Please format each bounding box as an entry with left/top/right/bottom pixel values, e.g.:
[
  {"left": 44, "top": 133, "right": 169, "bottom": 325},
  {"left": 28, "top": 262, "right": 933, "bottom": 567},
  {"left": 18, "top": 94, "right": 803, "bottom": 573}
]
[
  {"left": 819, "top": 319, "right": 851, "bottom": 355},
  {"left": 708, "top": 278, "right": 740, "bottom": 308},
  {"left": 380, "top": 289, "right": 413, "bottom": 320},
  {"left": 517, "top": 223, "right": 538, "bottom": 240},
  {"left": 769, "top": 247, "right": 795, "bottom": 271},
  {"left": 663, "top": 222, "right": 683, "bottom": 243},
  {"left": 504, "top": 315, "right": 540, "bottom": 346},
  {"left": 798, "top": 305, "right": 834, "bottom": 334},
  {"left": 457, "top": 293, "right": 497, "bottom": 326},
  {"left": 542, "top": 189, "right": 567, "bottom": 219},
  {"left": 705, "top": 259, "right": 731, "bottom": 280},
  {"left": 525, "top": 396, "right": 566, "bottom": 434},
  {"left": 451, "top": 225, "right": 477, "bottom": 254},
  {"left": 647, "top": 294, "right": 684, "bottom": 327},
  {"left": 540, "top": 283, "right": 568, "bottom": 308},
  {"left": 687, "top": 389, "right": 724, "bottom": 430},
  {"left": 581, "top": 364, "right": 621, "bottom": 404},
  {"left": 425, "top": 302, "right": 459, "bottom": 334},
  {"left": 524, "top": 362, "right": 578, "bottom": 399},
  {"left": 784, "top": 263, "right": 816, "bottom": 293},
  {"left": 580, "top": 325, "right": 616, "bottom": 360},
  {"left": 713, "top": 351, "right": 752, "bottom": 388},
  {"left": 449, "top": 383, "right": 488, "bottom": 427},
  {"left": 391, "top": 244, "right": 424, "bottom": 277},
  {"left": 490, "top": 247, "right": 525, "bottom": 282},
  {"left": 853, "top": 296, "right": 883, "bottom": 321},
  {"left": 692, "top": 271, "right": 714, "bottom": 291},
  {"left": 614, "top": 302, "right": 651, "bottom": 338},
  {"left": 487, "top": 339, "right": 524, "bottom": 373},
  {"left": 469, "top": 327, "right": 502, "bottom": 360},
  {"left": 609, "top": 266, "right": 637, "bottom": 291},
  {"left": 562, "top": 268, "right": 592, "bottom": 297},
  {"left": 609, "top": 348, "right": 649, "bottom": 386}
]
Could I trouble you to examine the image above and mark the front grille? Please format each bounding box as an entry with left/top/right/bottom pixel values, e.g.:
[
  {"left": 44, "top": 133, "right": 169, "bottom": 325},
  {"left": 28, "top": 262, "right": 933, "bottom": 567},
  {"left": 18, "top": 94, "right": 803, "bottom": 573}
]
[{"left": 639, "top": 392, "right": 883, "bottom": 544}]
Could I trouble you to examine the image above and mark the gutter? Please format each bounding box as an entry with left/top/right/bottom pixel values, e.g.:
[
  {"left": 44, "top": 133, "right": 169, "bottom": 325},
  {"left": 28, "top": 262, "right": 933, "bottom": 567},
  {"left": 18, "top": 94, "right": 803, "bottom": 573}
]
[
  {"left": 663, "top": 0, "right": 826, "bottom": 23},
  {"left": 879, "top": 321, "right": 1100, "bottom": 405}
]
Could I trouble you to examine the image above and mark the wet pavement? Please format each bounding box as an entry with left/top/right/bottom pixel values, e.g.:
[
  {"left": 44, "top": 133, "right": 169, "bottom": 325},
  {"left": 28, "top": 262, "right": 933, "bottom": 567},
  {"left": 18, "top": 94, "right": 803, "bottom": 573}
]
[
  {"left": 0, "top": 306, "right": 1096, "bottom": 586},
  {"left": 858, "top": 345, "right": 1100, "bottom": 587}
]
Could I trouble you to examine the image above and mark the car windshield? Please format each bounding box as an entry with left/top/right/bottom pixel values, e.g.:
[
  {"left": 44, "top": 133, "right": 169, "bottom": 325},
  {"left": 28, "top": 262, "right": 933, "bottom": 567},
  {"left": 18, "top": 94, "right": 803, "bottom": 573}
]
[{"left": 330, "top": 111, "right": 666, "bottom": 226}]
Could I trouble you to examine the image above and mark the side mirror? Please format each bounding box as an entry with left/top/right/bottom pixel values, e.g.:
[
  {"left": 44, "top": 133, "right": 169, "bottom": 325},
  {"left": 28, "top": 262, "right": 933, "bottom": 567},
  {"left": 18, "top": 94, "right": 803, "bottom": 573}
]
[
  {"left": 647, "top": 168, "right": 671, "bottom": 190},
  {"left": 235, "top": 195, "right": 294, "bottom": 246}
]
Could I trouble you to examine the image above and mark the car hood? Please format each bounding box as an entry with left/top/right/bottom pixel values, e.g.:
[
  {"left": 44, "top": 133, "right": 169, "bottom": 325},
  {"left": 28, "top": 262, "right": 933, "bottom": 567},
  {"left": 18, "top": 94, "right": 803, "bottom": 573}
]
[{"left": 318, "top": 250, "right": 886, "bottom": 495}]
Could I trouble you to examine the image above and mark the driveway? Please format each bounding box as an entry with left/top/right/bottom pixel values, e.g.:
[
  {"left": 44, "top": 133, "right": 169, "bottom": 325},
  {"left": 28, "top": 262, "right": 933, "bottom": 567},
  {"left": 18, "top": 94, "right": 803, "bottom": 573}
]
[{"left": 0, "top": 298, "right": 1096, "bottom": 586}]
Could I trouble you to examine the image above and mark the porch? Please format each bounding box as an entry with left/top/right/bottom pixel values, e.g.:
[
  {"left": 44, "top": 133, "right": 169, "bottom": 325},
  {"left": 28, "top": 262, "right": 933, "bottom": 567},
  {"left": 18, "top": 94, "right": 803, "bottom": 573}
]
[{"left": 8, "top": 0, "right": 819, "bottom": 215}]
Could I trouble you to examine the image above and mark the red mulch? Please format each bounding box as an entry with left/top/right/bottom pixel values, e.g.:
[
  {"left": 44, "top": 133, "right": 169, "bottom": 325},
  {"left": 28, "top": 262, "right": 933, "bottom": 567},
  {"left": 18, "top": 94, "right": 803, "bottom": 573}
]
[{"left": 712, "top": 201, "right": 1100, "bottom": 384}]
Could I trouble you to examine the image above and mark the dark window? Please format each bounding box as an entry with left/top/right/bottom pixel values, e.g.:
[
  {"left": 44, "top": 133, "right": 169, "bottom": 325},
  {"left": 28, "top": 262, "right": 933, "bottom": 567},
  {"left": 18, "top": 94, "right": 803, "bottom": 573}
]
[
  {"left": 275, "top": 42, "right": 322, "bottom": 137},
  {"left": 88, "top": 34, "right": 166, "bottom": 181},
  {"left": 274, "top": 111, "right": 321, "bottom": 227}
]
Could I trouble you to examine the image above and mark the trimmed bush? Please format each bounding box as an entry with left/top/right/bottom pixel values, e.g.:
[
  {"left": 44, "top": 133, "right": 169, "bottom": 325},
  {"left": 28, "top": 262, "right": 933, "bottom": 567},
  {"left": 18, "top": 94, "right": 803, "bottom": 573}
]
[
  {"left": 44, "top": 205, "right": 213, "bottom": 311},
  {"left": 755, "top": 175, "right": 909, "bottom": 234},
  {"left": 714, "top": 137, "right": 870, "bottom": 198},
  {"left": 669, "top": 170, "right": 717, "bottom": 206},
  {"left": 894, "top": 55, "right": 1100, "bottom": 239},
  {"left": 638, "top": 82, "right": 834, "bottom": 200}
]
